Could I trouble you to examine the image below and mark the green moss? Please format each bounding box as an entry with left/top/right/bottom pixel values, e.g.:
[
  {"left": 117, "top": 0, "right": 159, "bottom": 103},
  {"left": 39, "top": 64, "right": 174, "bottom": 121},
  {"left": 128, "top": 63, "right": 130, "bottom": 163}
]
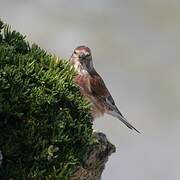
[{"left": 0, "top": 20, "right": 93, "bottom": 179}]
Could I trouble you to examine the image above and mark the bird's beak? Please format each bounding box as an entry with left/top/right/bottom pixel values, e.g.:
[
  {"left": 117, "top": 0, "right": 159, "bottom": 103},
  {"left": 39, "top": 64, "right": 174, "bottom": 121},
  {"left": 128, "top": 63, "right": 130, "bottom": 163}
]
[{"left": 79, "top": 53, "right": 86, "bottom": 59}]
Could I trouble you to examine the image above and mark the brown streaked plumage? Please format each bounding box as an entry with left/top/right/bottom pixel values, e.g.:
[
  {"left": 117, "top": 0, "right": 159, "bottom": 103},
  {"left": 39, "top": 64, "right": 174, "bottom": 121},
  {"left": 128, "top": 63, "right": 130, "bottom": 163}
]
[{"left": 69, "top": 45, "right": 140, "bottom": 133}]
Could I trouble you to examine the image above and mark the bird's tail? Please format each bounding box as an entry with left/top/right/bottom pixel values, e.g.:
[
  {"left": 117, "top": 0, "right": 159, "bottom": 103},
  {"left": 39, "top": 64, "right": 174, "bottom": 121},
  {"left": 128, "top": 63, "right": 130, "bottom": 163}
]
[{"left": 107, "top": 109, "right": 140, "bottom": 133}]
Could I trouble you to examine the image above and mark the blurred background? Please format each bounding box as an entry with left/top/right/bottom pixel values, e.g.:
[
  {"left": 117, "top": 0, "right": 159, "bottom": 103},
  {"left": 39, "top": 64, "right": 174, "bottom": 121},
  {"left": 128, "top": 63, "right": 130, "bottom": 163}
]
[{"left": 1, "top": 0, "right": 180, "bottom": 179}]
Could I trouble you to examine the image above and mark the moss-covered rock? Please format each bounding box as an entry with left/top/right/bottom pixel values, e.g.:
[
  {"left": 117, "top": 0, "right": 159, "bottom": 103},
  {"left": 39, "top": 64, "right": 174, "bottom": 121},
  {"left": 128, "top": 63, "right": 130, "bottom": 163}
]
[{"left": 0, "top": 20, "right": 93, "bottom": 179}]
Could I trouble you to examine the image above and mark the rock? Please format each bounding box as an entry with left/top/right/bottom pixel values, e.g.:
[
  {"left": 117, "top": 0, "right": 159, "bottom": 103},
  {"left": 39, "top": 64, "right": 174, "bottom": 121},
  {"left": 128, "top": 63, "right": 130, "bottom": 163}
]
[{"left": 70, "top": 132, "right": 116, "bottom": 180}]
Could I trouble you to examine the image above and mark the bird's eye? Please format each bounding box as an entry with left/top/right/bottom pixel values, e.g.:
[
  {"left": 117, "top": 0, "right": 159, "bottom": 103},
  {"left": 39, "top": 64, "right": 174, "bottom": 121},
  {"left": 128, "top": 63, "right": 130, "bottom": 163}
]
[{"left": 74, "top": 50, "right": 78, "bottom": 54}]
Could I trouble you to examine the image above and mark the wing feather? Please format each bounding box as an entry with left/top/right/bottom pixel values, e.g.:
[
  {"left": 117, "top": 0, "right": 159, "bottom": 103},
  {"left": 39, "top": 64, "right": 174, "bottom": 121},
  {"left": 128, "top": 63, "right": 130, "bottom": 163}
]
[
  {"left": 89, "top": 72, "right": 116, "bottom": 110},
  {"left": 88, "top": 70, "right": 140, "bottom": 133}
]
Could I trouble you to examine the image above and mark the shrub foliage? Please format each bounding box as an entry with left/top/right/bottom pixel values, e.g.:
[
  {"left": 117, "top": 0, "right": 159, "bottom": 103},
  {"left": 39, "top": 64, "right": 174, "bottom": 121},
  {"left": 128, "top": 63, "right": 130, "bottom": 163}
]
[{"left": 0, "top": 20, "right": 93, "bottom": 179}]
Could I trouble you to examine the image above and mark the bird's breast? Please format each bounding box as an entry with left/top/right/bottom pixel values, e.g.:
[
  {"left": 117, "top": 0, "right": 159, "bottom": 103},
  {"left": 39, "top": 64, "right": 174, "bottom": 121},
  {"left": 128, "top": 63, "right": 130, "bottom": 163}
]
[{"left": 74, "top": 74, "right": 91, "bottom": 93}]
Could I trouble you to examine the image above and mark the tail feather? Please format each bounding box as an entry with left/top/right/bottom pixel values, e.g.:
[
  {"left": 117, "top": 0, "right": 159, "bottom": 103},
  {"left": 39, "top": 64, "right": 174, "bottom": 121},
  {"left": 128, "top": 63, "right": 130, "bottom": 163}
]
[
  {"left": 107, "top": 110, "right": 140, "bottom": 133},
  {"left": 117, "top": 115, "right": 140, "bottom": 133}
]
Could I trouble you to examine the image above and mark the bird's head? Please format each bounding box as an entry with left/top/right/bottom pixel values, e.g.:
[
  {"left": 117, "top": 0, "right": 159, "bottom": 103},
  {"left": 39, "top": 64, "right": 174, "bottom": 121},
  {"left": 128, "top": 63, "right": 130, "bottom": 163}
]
[{"left": 70, "top": 46, "right": 94, "bottom": 72}]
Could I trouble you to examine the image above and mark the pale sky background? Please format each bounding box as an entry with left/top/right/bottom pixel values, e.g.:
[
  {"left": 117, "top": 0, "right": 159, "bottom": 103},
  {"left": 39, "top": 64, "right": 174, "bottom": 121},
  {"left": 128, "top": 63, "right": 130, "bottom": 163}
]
[{"left": 1, "top": 0, "right": 180, "bottom": 179}]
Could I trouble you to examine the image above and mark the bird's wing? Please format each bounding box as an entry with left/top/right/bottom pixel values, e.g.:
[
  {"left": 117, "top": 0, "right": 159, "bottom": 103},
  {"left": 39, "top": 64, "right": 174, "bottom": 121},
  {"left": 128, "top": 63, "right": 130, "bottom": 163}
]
[
  {"left": 89, "top": 72, "right": 117, "bottom": 110},
  {"left": 89, "top": 72, "right": 140, "bottom": 133}
]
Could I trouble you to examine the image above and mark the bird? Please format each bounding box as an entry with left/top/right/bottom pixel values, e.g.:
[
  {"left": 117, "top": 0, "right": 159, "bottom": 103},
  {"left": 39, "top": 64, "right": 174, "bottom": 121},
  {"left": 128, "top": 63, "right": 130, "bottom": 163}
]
[{"left": 69, "top": 45, "right": 140, "bottom": 133}]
